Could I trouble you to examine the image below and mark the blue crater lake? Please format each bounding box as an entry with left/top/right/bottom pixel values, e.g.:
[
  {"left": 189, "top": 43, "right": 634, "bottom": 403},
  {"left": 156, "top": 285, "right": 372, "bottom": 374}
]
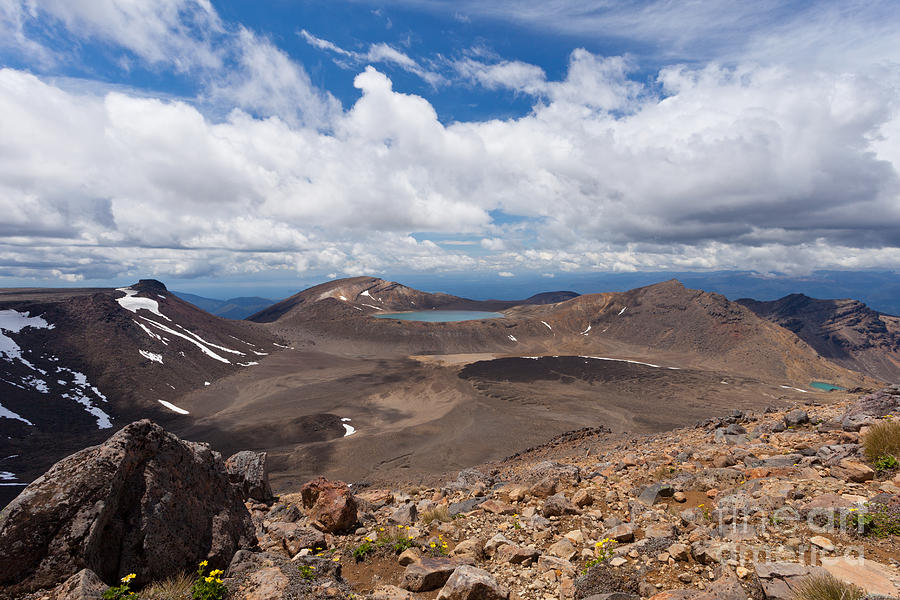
[
  {"left": 372, "top": 310, "right": 505, "bottom": 322},
  {"left": 809, "top": 381, "right": 846, "bottom": 392}
]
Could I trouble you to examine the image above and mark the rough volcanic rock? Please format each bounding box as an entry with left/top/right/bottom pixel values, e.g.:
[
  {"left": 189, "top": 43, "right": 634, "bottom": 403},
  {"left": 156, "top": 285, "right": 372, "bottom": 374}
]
[
  {"left": 841, "top": 387, "right": 900, "bottom": 430},
  {"left": 0, "top": 420, "right": 253, "bottom": 595},
  {"left": 437, "top": 565, "right": 509, "bottom": 600},
  {"left": 401, "top": 558, "right": 463, "bottom": 592},
  {"left": 225, "top": 450, "right": 274, "bottom": 502},
  {"left": 226, "top": 550, "right": 350, "bottom": 600},
  {"left": 49, "top": 569, "right": 105, "bottom": 600},
  {"left": 299, "top": 476, "right": 358, "bottom": 533},
  {"left": 754, "top": 562, "right": 828, "bottom": 600}
]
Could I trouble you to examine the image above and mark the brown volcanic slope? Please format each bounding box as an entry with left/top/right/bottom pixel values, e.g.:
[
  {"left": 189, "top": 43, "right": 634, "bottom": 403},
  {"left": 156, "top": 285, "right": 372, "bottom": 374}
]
[
  {"left": 167, "top": 276, "right": 872, "bottom": 494},
  {"left": 250, "top": 277, "right": 868, "bottom": 386},
  {"left": 0, "top": 279, "right": 276, "bottom": 497},
  {"left": 739, "top": 294, "right": 900, "bottom": 382}
]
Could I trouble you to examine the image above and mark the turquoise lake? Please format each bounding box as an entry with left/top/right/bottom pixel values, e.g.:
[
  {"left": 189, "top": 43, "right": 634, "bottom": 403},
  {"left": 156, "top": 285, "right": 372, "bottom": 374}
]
[
  {"left": 372, "top": 310, "right": 505, "bottom": 322},
  {"left": 809, "top": 381, "right": 846, "bottom": 392}
]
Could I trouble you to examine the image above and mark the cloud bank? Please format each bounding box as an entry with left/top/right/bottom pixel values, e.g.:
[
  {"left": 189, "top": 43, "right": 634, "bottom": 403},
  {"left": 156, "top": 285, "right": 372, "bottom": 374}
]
[{"left": 1, "top": 0, "right": 899, "bottom": 283}]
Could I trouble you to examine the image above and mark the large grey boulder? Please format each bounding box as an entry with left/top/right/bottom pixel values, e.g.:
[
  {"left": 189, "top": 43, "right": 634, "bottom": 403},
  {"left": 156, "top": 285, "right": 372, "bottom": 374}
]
[
  {"left": 225, "top": 450, "right": 274, "bottom": 502},
  {"left": 0, "top": 420, "right": 254, "bottom": 596}
]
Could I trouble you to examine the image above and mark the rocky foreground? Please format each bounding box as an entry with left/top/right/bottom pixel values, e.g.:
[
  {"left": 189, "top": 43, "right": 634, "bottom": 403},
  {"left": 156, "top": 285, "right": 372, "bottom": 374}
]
[{"left": 1, "top": 388, "right": 899, "bottom": 600}]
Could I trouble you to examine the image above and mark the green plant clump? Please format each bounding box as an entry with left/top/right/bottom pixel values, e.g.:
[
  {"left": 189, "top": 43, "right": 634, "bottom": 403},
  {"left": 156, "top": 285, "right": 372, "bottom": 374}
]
[
  {"left": 863, "top": 420, "right": 900, "bottom": 463},
  {"left": 190, "top": 561, "right": 227, "bottom": 600},
  {"left": 873, "top": 454, "right": 899, "bottom": 473},
  {"left": 353, "top": 539, "right": 375, "bottom": 562},
  {"left": 297, "top": 564, "right": 316, "bottom": 580},
  {"left": 581, "top": 538, "right": 616, "bottom": 575},
  {"left": 849, "top": 501, "right": 900, "bottom": 537},
  {"left": 791, "top": 572, "right": 865, "bottom": 600},
  {"left": 103, "top": 573, "right": 137, "bottom": 600}
]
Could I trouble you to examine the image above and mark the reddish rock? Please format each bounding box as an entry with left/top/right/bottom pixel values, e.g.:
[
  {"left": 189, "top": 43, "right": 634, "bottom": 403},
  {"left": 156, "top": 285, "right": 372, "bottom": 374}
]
[
  {"left": 437, "top": 565, "right": 509, "bottom": 600},
  {"left": 480, "top": 500, "right": 517, "bottom": 515},
  {"left": 830, "top": 459, "right": 875, "bottom": 483},
  {"left": 494, "top": 544, "right": 540, "bottom": 565},
  {"left": 299, "top": 476, "right": 358, "bottom": 533},
  {"left": 401, "top": 558, "right": 462, "bottom": 592}
]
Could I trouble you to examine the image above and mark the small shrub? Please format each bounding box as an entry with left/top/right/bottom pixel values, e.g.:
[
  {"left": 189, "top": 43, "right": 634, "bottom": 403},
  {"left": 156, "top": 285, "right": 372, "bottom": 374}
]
[
  {"left": 791, "top": 572, "right": 865, "bottom": 600},
  {"left": 849, "top": 501, "right": 900, "bottom": 537},
  {"left": 297, "top": 564, "right": 316, "bottom": 580},
  {"left": 863, "top": 420, "right": 900, "bottom": 463},
  {"left": 873, "top": 454, "right": 899, "bottom": 473},
  {"left": 104, "top": 574, "right": 137, "bottom": 600},
  {"left": 190, "top": 562, "right": 226, "bottom": 600},
  {"left": 425, "top": 534, "right": 449, "bottom": 556},
  {"left": 378, "top": 525, "right": 418, "bottom": 554},
  {"left": 139, "top": 573, "right": 193, "bottom": 600},
  {"left": 420, "top": 505, "right": 450, "bottom": 525},
  {"left": 581, "top": 538, "right": 616, "bottom": 575},
  {"left": 353, "top": 539, "right": 375, "bottom": 562}
]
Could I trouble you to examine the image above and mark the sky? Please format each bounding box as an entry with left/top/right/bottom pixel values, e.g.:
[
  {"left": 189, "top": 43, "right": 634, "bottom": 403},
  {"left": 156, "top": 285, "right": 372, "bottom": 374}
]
[{"left": 1, "top": 1, "right": 899, "bottom": 298}]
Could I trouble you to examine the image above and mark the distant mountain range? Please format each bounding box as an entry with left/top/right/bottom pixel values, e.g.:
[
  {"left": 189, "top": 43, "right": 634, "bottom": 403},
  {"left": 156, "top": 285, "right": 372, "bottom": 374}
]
[{"left": 174, "top": 292, "right": 276, "bottom": 319}]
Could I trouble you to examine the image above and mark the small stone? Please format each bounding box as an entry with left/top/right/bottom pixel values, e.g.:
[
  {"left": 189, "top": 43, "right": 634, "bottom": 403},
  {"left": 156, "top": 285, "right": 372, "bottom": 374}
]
[
  {"left": 667, "top": 543, "right": 689, "bottom": 561},
  {"left": 609, "top": 557, "right": 627, "bottom": 567},
  {"left": 735, "top": 566, "right": 750, "bottom": 579},
  {"left": 673, "top": 491, "right": 687, "bottom": 503},
  {"left": 572, "top": 489, "right": 593, "bottom": 507},
  {"left": 399, "top": 548, "right": 422, "bottom": 566},
  {"left": 480, "top": 500, "right": 517, "bottom": 515},
  {"left": 547, "top": 538, "right": 577, "bottom": 561},
  {"left": 603, "top": 523, "right": 635, "bottom": 543},
  {"left": 563, "top": 529, "right": 584, "bottom": 545},
  {"left": 809, "top": 536, "right": 834, "bottom": 552}
]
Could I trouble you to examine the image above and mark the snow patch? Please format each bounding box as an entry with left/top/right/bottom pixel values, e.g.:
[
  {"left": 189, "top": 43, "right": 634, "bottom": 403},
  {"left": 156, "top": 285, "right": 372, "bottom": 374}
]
[
  {"left": 204, "top": 381, "right": 210, "bottom": 386},
  {"left": 174, "top": 324, "right": 244, "bottom": 355},
  {"left": 237, "top": 361, "right": 259, "bottom": 366},
  {"left": 361, "top": 303, "right": 383, "bottom": 310},
  {"left": 0, "top": 309, "right": 54, "bottom": 371},
  {"left": 158, "top": 399, "right": 189, "bottom": 414},
  {"left": 580, "top": 324, "right": 591, "bottom": 335},
  {"left": 339, "top": 295, "right": 348, "bottom": 301},
  {"left": 115, "top": 288, "right": 171, "bottom": 321},
  {"left": 541, "top": 321, "right": 552, "bottom": 330},
  {"left": 0, "top": 471, "right": 15, "bottom": 481},
  {"left": 133, "top": 320, "right": 168, "bottom": 344},
  {"left": 507, "top": 335, "right": 517, "bottom": 342},
  {"left": 61, "top": 391, "right": 112, "bottom": 429},
  {"left": 0, "top": 403, "right": 33, "bottom": 425},
  {"left": 21, "top": 375, "right": 48, "bottom": 393},
  {"left": 780, "top": 385, "right": 810, "bottom": 393},
  {"left": 140, "top": 318, "right": 231, "bottom": 363},
  {"left": 342, "top": 423, "right": 356, "bottom": 436},
  {"left": 139, "top": 350, "right": 163, "bottom": 364},
  {"left": 580, "top": 355, "right": 664, "bottom": 369},
  {"left": 252, "top": 351, "right": 268, "bottom": 356},
  {"left": 618, "top": 306, "right": 627, "bottom": 316}
]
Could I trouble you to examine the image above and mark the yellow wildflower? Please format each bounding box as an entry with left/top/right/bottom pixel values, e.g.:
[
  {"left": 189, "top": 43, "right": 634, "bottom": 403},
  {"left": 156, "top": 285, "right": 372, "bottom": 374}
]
[
  {"left": 121, "top": 573, "right": 136, "bottom": 583},
  {"left": 205, "top": 576, "right": 214, "bottom": 583},
  {"left": 199, "top": 560, "right": 208, "bottom": 568},
  {"left": 333, "top": 557, "right": 340, "bottom": 562}
]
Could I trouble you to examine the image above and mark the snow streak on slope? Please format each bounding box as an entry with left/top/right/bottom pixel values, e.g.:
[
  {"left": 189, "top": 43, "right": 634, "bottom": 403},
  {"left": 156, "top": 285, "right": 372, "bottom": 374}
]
[
  {"left": 116, "top": 288, "right": 171, "bottom": 321},
  {"left": 0, "top": 309, "right": 111, "bottom": 429}
]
